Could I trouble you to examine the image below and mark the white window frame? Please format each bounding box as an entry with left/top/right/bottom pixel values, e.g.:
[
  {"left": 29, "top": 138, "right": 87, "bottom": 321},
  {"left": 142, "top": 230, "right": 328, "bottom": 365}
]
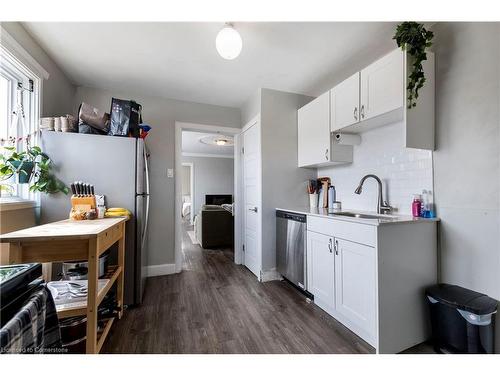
[{"left": 1, "top": 26, "right": 47, "bottom": 203}]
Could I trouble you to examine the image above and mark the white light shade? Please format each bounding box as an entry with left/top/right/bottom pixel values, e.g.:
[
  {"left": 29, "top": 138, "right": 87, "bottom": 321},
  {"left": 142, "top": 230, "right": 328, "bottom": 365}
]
[{"left": 216, "top": 25, "right": 242, "bottom": 60}]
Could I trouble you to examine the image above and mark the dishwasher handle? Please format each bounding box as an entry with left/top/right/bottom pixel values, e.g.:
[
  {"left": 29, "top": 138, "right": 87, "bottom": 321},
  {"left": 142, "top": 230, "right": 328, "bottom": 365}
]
[{"left": 276, "top": 210, "right": 307, "bottom": 223}]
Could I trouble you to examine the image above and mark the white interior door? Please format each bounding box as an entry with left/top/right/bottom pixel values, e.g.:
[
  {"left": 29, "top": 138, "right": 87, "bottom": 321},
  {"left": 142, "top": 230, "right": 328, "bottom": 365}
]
[{"left": 242, "top": 120, "right": 262, "bottom": 278}]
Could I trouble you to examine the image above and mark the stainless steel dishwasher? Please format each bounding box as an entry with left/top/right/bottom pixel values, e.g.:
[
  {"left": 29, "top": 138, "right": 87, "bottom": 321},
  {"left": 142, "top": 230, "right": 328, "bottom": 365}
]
[{"left": 276, "top": 210, "right": 307, "bottom": 290}]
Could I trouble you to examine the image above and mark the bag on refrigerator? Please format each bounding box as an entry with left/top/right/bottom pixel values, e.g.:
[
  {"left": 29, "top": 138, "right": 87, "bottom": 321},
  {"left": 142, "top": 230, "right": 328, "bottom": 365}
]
[
  {"left": 108, "top": 98, "right": 142, "bottom": 137},
  {"left": 77, "top": 102, "right": 110, "bottom": 135}
]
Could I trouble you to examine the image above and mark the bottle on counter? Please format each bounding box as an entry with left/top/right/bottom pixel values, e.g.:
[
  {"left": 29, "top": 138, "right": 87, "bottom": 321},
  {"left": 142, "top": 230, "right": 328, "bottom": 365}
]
[
  {"left": 427, "top": 190, "right": 436, "bottom": 218},
  {"left": 422, "top": 189, "right": 435, "bottom": 218},
  {"left": 412, "top": 194, "right": 422, "bottom": 218},
  {"left": 328, "top": 185, "right": 336, "bottom": 211}
]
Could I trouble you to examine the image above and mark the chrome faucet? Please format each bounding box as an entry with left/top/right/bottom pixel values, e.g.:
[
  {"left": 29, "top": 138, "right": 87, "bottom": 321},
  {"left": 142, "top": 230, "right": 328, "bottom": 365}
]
[{"left": 354, "top": 174, "right": 392, "bottom": 214}]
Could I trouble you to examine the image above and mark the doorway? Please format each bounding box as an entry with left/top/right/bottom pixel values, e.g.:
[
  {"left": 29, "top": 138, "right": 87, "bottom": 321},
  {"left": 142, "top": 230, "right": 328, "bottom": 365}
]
[{"left": 174, "top": 122, "right": 240, "bottom": 273}]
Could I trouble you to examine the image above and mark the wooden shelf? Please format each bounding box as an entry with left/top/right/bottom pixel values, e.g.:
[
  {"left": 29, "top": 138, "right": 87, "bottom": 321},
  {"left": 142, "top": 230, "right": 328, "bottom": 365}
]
[
  {"left": 56, "top": 265, "right": 122, "bottom": 319},
  {"left": 1, "top": 217, "right": 126, "bottom": 353},
  {"left": 97, "top": 317, "right": 115, "bottom": 353}
]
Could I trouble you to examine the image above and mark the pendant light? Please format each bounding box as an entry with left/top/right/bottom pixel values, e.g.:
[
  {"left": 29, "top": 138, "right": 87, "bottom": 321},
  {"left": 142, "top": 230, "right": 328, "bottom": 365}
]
[{"left": 215, "top": 23, "right": 242, "bottom": 60}]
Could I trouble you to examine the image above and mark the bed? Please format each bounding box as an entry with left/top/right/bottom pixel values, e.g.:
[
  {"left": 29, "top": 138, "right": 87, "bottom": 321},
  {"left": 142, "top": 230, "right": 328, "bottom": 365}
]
[{"left": 182, "top": 195, "right": 191, "bottom": 219}]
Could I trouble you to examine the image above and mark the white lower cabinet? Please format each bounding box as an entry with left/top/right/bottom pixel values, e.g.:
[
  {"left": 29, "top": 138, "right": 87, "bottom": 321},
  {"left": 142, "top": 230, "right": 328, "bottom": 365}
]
[
  {"left": 306, "top": 231, "right": 376, "bottom": 346},
  {"left": 306, "top": 215, "right": 438, "bottom": 353},
  {"left": 334, "top": 238, "right": 377, "bottom": 346},
  {"left": 306, "top": 231, "right": 335, "bottom": 315}
]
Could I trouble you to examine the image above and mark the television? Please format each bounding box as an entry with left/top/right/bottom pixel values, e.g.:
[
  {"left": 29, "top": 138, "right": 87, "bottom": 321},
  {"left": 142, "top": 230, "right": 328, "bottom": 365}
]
[{"left": 205, "top": 194, "right": 233, "bottom": 205}]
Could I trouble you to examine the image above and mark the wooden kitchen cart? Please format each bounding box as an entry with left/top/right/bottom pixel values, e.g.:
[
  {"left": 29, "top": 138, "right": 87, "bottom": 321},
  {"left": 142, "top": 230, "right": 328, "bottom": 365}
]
[{"left": 0, "top": 217, "right": 127, "bottom": 354}]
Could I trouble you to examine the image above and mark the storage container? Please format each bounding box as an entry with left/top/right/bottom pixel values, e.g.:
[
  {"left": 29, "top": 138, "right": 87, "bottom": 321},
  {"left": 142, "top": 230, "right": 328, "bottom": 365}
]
[{"left": 426, "top": 283, "right": 497, "bottom": 353}]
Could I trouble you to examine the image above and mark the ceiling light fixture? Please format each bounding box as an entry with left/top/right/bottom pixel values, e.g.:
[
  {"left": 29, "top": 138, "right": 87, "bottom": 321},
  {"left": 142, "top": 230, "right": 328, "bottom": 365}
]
[
  {"left": 215, "top": 23, "right": 242, "bottom": 60},
  {"left": 199, "top": 134, "right": 234, "bottom": 147}
]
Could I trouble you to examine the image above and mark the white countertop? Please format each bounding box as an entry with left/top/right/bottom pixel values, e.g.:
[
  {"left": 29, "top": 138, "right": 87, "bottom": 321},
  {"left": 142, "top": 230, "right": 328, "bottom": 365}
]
[{"left": 276, "top": 206, "right": 439, "bottom": 226}]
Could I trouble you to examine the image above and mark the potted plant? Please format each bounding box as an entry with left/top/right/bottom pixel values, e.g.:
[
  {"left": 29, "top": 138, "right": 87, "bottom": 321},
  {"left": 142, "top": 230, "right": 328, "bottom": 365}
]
[
  {"left": 0, "top": 144, "right": 68, "bottom": 194},
  {"left": 0, "top": 146, "right": 36, "bottom": 184},
  {"left": 393, "top": 22, "right": 434, "bottom": 108}
]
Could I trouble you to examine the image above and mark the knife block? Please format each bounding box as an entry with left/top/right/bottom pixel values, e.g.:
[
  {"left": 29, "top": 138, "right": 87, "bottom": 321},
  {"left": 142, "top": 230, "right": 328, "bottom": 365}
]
[{"left": 71, "top": 195, "right": 96, "bottom": 212}]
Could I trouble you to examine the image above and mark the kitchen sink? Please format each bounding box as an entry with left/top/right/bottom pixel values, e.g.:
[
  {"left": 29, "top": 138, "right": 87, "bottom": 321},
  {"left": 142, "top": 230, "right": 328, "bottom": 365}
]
[{"left": 331, "top": 212, "right": 398, "bottom": 220}]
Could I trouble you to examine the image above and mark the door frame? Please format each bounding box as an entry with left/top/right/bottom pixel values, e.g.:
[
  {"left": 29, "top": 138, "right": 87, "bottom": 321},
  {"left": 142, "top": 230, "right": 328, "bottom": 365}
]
[
  {"left": 181, "top": 162, "right": 194, "bottom": 224},
  {"left": 174, "top": 121, "right": 240, "bottom": 273},
  {"left": 234, "top": 114, "right": 262, "bottom": 278}
]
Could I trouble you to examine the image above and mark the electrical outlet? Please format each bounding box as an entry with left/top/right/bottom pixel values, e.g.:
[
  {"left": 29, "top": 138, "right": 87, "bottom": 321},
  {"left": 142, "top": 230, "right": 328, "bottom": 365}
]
[{"left": 167, "top": 168, "right": 174, "bottom": 178}]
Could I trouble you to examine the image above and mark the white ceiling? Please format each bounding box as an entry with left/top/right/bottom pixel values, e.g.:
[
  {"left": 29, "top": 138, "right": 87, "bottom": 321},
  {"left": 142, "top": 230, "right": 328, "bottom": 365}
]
[
  {"left": 22, "top": 22, "right": 399, "bottom": 108},
  {"left": 182, "top": 131, "right": 234, "bottom": 156}
]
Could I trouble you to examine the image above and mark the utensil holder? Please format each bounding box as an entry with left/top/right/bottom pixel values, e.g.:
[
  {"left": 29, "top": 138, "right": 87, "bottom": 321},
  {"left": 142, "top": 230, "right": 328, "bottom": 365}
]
[{"left": 309, "top": 193, "right": 318, "bottom": 208}]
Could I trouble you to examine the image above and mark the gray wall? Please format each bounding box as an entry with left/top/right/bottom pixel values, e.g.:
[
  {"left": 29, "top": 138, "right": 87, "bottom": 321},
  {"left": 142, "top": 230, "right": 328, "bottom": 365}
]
[
  {"left": 432, "top": 23, "right": 500, "bottom": 352},
  {"left": 260, "top": 89, "right": 315, "bottom": 271},
  {"left": 241, "top": 88, "right": 261, "bottom": 126},
  {"left": 181, "top": 156, "right": 234, "bottom": 215},
  {"left": 1, "top": 22, "right": 75, "bottom": 117},
  {"left": 73, "top": 86, "right": 240, "bottom": 266},
  {"left": 242, "top": 88, "right": 316, "bottom": 272},
  {"left": 433, "top": 23, "right": 500, "bottom": 299}
]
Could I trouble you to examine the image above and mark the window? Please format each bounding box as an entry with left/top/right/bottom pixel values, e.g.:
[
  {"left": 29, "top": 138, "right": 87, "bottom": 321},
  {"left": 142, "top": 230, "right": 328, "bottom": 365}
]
[{"left": 1, "top": 43, "right": 41, "bottom": 201}]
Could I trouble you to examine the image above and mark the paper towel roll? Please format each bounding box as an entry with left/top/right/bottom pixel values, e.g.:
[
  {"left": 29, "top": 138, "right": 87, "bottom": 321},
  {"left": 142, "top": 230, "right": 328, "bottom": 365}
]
[{"left": 334, "top": 133, "right": 361, "bottom": 146}]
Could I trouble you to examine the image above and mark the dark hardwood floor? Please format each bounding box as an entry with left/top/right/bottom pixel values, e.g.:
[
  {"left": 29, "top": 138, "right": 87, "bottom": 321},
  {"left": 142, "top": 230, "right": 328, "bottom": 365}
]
[{"left": 102, "top": 222, "right": 377, "bottom": 353}]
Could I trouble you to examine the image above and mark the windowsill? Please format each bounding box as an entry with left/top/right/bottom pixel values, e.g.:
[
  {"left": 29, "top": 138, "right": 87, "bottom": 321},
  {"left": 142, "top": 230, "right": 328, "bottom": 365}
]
[{"left": 0, "top": 197, "right": 38, "bottom": 212}]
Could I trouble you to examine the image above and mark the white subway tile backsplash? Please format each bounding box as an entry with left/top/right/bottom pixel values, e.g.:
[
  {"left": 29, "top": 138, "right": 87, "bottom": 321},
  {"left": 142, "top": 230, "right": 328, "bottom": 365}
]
[{"left": 318, "top": 122, "right": 433, "bottom": 215}]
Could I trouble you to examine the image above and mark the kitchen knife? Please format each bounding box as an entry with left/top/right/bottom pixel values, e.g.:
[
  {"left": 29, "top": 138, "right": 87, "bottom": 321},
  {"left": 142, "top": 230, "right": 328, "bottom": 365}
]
[
  {"left": 83, "top": 183, "right": 88, "bottom": 196},
  {"left": 90, "top": 185, "right": 94, "bottom": 195},
  {"left": 85, "top": 183, "right": 90, "bottom": 196},
  {"left": 75, "top": 182, "right": 80, "bottom": 196},
  {"left": 70, "top": 183, "right": 76, "bottom": 195}
]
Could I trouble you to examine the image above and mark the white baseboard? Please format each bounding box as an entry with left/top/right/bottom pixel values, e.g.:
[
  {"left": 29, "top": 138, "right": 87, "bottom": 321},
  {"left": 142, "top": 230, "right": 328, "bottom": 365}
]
[
  {"left": 260, "top": 268, "right": 283, "bottom": 282},
  {"left": 146, "top": 263, "right": 177, "bottom": 277}
]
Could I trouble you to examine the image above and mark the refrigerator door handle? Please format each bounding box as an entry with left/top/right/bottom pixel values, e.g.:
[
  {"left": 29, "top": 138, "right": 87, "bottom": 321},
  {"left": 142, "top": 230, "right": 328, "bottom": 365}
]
[
  {"left": 144, "top": 145, "right": 150, "bottom": 196},
  {"left": 141, "top": 194, "right": 150, "bottom": 251}
]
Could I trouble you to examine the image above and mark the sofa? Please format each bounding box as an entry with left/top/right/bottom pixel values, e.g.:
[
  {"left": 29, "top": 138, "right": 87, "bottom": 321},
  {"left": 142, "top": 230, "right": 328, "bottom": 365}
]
[{"left": 194, "top": 205, "right": 234, "bottom": 248}]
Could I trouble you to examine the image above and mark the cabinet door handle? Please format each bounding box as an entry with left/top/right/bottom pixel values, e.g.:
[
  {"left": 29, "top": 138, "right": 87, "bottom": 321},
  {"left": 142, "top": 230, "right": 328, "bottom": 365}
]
[
  {"left": 334, "top": 239, "right": 339, "bottom": 255},
  {"left": 328, "top": 238, "right": 333, "bottom": 253},
  {"left": 353, "top": 107, "right": 358, "bottom": 121},
  {"left": 325, "top": 149, "right": 329, "bottom": 160},
  {"left": 360, "top": 105, "right": 365, "bottom": 119}
]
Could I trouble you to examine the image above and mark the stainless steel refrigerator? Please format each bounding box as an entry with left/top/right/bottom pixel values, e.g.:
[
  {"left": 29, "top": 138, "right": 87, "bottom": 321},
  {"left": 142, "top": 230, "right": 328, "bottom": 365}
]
[{"left": 40, "top": 131, "right": 150, "bottom": 306}]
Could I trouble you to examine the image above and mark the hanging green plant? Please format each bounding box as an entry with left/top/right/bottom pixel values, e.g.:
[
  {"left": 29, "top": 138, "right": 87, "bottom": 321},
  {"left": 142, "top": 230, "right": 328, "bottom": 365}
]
[
  {"left": 0, "top": 144, "right": 69, "bottom": 195},
  {"left": 393, "top": 22, "right": 434, "bottom": 108}
]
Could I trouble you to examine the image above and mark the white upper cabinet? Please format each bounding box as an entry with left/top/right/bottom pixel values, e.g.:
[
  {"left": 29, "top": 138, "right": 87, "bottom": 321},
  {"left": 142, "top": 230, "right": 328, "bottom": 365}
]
[
  {"left": 330, "top": 72, "right": 360, "bottom": 132},
  {"left": 360, "top": 48, "right": 404, "bottom": 121},
  {"left": 297, "top": 91, "right": 330, "bottom": 167},
  {"left": 297, "top": 48, "right": 435, "bottom": 162},
  {"left": 298, "top": 92, "right": 353, "bottom": 168},
  {"left": 329, "top": 48, "right": 435, "bottom": 150}
]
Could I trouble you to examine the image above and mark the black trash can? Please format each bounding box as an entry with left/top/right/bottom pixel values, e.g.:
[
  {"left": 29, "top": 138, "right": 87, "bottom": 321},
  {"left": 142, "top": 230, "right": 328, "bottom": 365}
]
[{"left": 426, "top": 284, "right": 498, "bottom": 354}]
